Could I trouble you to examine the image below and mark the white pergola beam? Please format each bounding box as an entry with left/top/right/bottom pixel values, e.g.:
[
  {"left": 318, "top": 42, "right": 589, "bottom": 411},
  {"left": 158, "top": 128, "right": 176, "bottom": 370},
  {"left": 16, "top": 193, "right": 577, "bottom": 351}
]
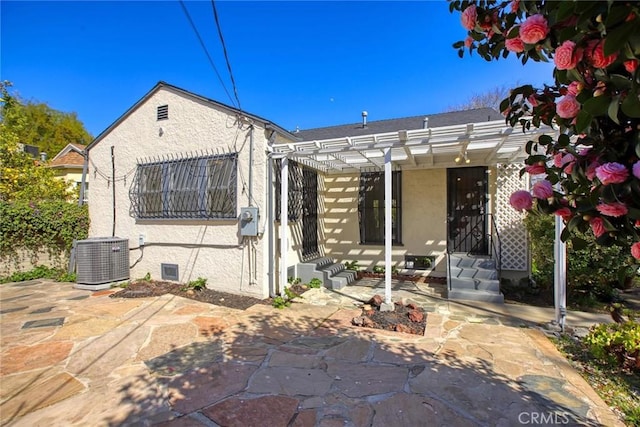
[{"left": 279, "top": 157, "right": 288, "bottom": 296}]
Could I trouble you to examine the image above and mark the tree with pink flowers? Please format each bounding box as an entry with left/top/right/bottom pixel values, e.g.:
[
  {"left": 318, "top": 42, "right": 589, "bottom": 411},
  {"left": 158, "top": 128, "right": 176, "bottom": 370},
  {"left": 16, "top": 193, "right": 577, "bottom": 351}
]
[{"left": 450, "top": 1, "right": 640, "bottom": 261}]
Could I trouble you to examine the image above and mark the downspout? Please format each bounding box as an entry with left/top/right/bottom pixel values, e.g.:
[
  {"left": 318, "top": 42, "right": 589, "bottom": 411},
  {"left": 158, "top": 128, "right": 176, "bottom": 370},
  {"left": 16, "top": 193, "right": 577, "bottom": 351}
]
[
  {"left": 79, "top": 149, "right": 89, "bottom": 206},
  {"left": 111, "top": 146, "right": 116, "bottom": 237},
  {"left": 266, "top": 126, "right": 277, "bottom": 297}
]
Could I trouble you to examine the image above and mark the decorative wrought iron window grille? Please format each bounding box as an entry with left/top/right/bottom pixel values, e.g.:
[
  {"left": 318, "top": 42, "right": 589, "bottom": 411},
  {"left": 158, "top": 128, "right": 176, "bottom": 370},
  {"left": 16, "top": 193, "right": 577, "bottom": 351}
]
[
  {"left": 358, "top": 171, "right": 402, "bottom": 244},
  {"left": 130, "top": 152, "right": 237, "bottom": 220},
  {"left": 274, "top": 159, "right": 303, "bottom": 221}
]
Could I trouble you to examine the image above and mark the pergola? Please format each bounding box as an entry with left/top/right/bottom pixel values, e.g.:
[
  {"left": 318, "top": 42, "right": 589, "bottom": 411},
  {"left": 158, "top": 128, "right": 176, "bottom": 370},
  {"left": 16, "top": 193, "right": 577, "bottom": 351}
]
[{"left": 270, "top": 119, "right": 565, "bottom": 322}]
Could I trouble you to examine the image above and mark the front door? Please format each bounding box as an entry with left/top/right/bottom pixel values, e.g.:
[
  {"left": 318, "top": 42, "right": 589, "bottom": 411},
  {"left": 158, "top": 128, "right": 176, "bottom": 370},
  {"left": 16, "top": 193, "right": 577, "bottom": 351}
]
[
  {"left": 302, "top": 167, "right": 319, "bottom": 257},
  {"left": 447, "top": 167, "right": 488, "bottom": 254}
]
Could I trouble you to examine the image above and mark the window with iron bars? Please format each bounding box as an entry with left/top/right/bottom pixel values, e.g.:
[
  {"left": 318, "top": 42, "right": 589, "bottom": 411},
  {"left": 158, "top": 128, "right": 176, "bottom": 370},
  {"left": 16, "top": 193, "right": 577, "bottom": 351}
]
[
  {"left": 130, "top": 153, "right": 237, "bottom": 219},
  {"left": 358, "top": 171, "right": 402, "bottom": 244},
  {"left": 273, "top": 159, "right": 303, "bottom": 221}
]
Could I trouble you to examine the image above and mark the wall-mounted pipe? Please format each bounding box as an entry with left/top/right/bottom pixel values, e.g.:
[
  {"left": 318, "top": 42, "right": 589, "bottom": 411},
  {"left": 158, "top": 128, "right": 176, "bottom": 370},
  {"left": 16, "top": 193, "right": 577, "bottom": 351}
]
[
  {"left": 79, "top": 150, "right": 89, "bottom": 206},
  {"left": 111, "top": 146, "right": 116, "bottom": 237}
]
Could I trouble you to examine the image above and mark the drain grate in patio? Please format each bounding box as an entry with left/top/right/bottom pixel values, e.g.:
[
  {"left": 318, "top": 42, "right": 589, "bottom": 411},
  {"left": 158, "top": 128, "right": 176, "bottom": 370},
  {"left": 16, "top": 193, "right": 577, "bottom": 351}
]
[
  {"left": 0, "top": 306, "right": 28, "bottom": 314},
  {"left": 30, "top": 306, "right": 55, "bottom": 314},
  {"left": 22, "top": 317, "right": 65, "bottom": 329}
]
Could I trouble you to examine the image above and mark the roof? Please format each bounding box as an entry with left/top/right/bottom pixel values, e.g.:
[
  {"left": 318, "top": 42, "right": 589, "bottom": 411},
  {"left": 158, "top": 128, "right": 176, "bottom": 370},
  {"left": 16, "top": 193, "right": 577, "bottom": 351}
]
[
  {"left": 87, "top": 82, "right": 297, "bottom": 151},
  {"left": 294, "top": 108, "right": 503, "bottom": 141},
  {"left": 49, "top": 143, "right": 86, "bottom": 169}
]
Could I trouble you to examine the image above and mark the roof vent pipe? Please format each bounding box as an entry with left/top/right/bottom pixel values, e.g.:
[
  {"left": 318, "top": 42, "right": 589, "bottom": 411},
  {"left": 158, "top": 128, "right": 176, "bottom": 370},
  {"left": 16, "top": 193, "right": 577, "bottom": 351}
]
[
  {"left": 423, "top": 117, "right": 429, "bottom": 129},
  {"left": 362, "top": 111, "right": 368, "bottom": 128}
]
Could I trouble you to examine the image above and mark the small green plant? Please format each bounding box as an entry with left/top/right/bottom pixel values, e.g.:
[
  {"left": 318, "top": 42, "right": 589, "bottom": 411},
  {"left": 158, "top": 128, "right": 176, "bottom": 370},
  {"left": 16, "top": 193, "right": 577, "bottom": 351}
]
[
  {"left": 181, "top": 277, "right": 207, "bottom": 292},
  {"left": 372, "top": 265, "right": 385, "bottom": 274},
  {"left": 143, "top": 272, "right": 151, "bottom": 281},
  {"left": 272, "top": 295, "right": 290, "bottom": 309},
  {"left": 309, "top": 278, "right": 322, "bottom": 288},
  {"left": 584, "top": 321, "right": 640, "bottom": 370},
  {"left": 0, "top": 265, "right": 73, "bottom": 284},
  {"left": 288, "top": 277, "right": 301, "bottom": 285},
  {"left": 272, "top": 286, "right": 302, "bottom": 309},
  {"left": 112, "top": 281, "right": 130, "bottom": 289},
  {"left": 344, "top": 260, "right": 360, "bottom": 271}
]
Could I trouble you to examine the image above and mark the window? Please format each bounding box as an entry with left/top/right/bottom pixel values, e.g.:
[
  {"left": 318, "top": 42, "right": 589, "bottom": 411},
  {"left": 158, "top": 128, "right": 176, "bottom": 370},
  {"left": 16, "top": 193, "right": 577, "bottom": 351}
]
[
  {"left": 157, "top": 105, "right": 168, "bottom": 121},
  {"left": 130, "top": 153, "right": 237, "bottom": 219},
  {"left": 274, "top": 159, "right": 303, "bottom": 221},
  {"left": 358, "top": 171, "right": 402, "bottom": 244}
]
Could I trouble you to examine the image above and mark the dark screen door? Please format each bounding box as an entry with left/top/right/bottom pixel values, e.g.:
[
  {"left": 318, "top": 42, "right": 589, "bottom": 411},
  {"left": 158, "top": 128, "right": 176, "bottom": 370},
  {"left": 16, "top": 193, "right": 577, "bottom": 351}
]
[
  {"left": 302, "top": 167, "right": 318, "bottom": 257},
  {"left": 447, "top": 167, "right": 488, "bottom": 254}
]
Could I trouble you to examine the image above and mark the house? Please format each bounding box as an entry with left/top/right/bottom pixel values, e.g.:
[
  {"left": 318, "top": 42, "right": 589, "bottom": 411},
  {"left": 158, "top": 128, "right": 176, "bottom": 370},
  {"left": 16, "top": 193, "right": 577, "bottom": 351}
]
[
  {"left": 49, "top": 143, "right": 87, "bottom": 200},
  {"left": 86, "top": 82, "right": 554, "bottom": 301}
]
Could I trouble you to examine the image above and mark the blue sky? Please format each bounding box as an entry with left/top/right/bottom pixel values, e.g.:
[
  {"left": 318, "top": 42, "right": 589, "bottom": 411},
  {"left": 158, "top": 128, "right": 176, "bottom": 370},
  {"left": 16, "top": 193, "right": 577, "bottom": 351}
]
[{"left": 2, "top": 1, "right": 555, "bottom": 138}]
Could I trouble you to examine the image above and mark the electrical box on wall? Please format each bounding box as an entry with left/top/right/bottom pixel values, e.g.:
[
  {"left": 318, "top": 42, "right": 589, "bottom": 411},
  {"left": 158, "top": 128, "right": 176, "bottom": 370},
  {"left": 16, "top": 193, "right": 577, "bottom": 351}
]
[{"left": 239, "top": 207, "right": 259, "bottom": 236}]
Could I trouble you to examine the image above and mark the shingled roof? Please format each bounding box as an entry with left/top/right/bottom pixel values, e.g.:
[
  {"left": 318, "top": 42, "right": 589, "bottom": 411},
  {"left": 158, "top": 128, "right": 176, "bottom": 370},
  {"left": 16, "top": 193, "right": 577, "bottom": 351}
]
[
  {"left": 49, "top": 143, "right": 86, "bottom": 168},
  {"left": 293, "top": 108, "right": 503, "bottom": 141}
]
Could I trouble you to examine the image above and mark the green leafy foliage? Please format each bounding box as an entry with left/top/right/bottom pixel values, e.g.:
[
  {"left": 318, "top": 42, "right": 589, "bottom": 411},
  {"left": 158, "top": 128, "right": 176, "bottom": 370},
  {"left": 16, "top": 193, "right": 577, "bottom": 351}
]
[
  {"left": 344, "top": 260, "right": 360, "bottom": 271},
  {"left": 181, "top": 277, "right": 207, "bottom": 292},
  {"left": 0, "top": 201, "right": 89, "bottom": 264},
  {"left": 585, "top": 321, "right": 640, "bottom": 371},
  {"left": 1, "top": 265, "right": 75, "bottom": 284},
  {"left": 287, "top": 277, "right": 301, "bottom": 285},
  {"left": 1, "top": 81, "right": 92, "bottom": 157},
  {"left": 524, "top": 210, "right": 635, "bottom": 307},
  {"left": 372, "top": 265, "right": 385, "bottom": 274},
  {"left": 449, "top": 1, "right": 640, "bottom": 260},
  {"left": 272, "top": 295, "right": 290, "bottom": 309},
  {"left": 308, "top": 278, "right": 322, "bottom": 288}
]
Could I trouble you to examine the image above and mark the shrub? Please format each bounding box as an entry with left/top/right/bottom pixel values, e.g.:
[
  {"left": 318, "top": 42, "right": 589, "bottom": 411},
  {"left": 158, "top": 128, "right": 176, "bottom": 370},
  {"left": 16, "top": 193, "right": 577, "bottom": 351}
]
[
  {"left": 0, "top": 200, "right": 89, "bottom": 268},
  {"left": 584, "top": 321, "right": 640, "bottom": 371},
  {"left": 308, "top": 278, "right": 322, "bottom": 288},
  {"left": 181, "top": 277, "right": 207, "bottom": 292},
  {"left": 524, "top": 211, "right": 635, "bottom": 305},
  {"left": 0, "top": 265, "right": 75, "bottom": 283}
]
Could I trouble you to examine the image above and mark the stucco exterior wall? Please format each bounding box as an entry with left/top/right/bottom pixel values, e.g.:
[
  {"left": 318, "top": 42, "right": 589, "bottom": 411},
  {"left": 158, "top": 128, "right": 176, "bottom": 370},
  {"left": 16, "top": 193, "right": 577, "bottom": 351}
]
[
  {"left": 88, "top": 86, "right": 276, "bottom": 298},
  {"left": 323, "top": 169, "right": 448, "bottom": 275}
]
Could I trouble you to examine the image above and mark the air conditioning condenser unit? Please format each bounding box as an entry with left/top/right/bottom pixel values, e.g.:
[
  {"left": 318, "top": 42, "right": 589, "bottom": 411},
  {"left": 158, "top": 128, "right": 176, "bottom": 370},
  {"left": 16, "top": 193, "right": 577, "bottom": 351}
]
[{"left": 75, "top": 237, "right": 130, "bottom": 290}]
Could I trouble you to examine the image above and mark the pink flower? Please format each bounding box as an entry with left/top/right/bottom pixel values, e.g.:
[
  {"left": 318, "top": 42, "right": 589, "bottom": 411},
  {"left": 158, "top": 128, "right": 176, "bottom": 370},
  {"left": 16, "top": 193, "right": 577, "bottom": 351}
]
[
  {"left": 554, "top": 41, "right": 581, "bottom": 70},
  {"left": 506, "top": 36, "right": 525, "bottom": 53},
  {"left": 595, "top": 162, "right": 629, "bottom": 185},
  {"left": 464, "top": 36, "right": 473, "bottom": 48},
  {"left": 589, "top": 217, "right": 606, "bottom": 238},
  {"left": 532, "top": 180, "right": 553, "bottom": 199},
  {"left": 519, "top": 14, "right": 549, "bottom": 44},
  {"left": 586, "top": 161, "right": 600, "bottom": 181},
  {"left": 566, "top": 81, "right": 582, "bottom": 96},
  {"left": 585, "top": 39, "right": 618, "bottom": 69},
  {"left": 556, "top": 95, "right": 581, "bottom": 119},
  {"left": 461, "top": 5, "right": 477, "bottom": 30},
  {"left": 632, "top": 242, "right": 640, "bottom": 260},
  {"left": 596, "top": 202, "right": 628, "bottom": 217},
  {"left": 554, "top": 152, "right": 575, "bottom": 168},
  {"left": 509, "top": 190, "right": 533, "bottom": 211},
  {"left": 510, "top": 0, "right": 520, "bottom": 13},
  {"left": 624, "top": 59, "right": 639, "bottom": 73},
  {"left": 525, "top": 163, "right": 546, "bottom": 175},
  {"left": 554, "top": 207, "right": 572, "bottom": 220},
  {"left": 633, "top": 161, "right": 640, "bottom": 179}
]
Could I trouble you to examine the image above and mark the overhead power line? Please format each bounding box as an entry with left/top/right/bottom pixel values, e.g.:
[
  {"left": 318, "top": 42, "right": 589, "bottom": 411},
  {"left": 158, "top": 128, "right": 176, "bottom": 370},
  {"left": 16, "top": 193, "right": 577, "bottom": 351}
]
[
  {"left": 211, "top": 0, "right": 242, "bottom": 111},
  {"left": 179, "top": 0, "right": 236, "bottom": 108}
]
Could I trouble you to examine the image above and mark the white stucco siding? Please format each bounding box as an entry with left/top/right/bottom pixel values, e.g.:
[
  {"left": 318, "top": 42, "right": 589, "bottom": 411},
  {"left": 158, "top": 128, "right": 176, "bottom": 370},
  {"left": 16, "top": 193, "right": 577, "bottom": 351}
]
[{"left": 88, "top": 86, "right": 272, "bottom": 297}]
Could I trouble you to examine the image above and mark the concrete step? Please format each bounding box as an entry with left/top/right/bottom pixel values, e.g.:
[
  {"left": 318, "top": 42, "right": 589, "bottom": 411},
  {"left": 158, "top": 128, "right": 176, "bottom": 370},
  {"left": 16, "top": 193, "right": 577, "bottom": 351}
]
[
  {"left": 328, "top": 270, "right": 358, "bottom": 290},
  {"left": 450, "top": 277, "right": 500, "bottom": 293},
  {"left": 448, "top": 288, "right": 505, "bottom": 304},
  {"left": 449, "top": 266, "right": 498, "bottom": 280},
  {"left": 296, "top": 258, "right": 355, "bottom": 290}
]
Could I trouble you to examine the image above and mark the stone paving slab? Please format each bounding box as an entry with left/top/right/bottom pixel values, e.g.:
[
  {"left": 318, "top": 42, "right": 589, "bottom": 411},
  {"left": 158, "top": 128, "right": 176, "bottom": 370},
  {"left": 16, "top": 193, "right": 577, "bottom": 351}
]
[{"left": 0, "top": 280, "right": 625, "bottom": 427}]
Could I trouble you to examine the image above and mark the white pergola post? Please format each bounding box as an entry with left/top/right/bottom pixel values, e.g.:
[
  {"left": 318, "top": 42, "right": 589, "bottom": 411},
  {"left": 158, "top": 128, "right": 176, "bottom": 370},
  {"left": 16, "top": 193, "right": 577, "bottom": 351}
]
[
  {"left": 554, "top": 214, "right": 567, "bottom": 329},
  {"left": 384, "top": 147, "right": 392, "bottom": 304},
  {"left": 280, "top": 157, "right": 289, "bottom": 296}
]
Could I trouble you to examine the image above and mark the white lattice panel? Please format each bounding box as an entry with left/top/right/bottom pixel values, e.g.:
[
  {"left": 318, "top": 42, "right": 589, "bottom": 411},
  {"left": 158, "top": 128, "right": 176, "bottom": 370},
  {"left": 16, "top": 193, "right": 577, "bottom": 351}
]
[{"left": 495, "top": 163, "right": 529, "bottom": 271}]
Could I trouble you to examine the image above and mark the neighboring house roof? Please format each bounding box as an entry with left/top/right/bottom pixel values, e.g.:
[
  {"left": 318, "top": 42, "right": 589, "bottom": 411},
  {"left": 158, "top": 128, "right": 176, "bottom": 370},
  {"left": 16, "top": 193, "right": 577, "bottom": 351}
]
[
  {"left": 49, "top": 143, "right": 86, "bottom": 169},
  {"left": 294, "top": 108, "right": 503, "bottom": 141},
  {"left": 87, "top": 81, "right": 298, "bottom": 151}
]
